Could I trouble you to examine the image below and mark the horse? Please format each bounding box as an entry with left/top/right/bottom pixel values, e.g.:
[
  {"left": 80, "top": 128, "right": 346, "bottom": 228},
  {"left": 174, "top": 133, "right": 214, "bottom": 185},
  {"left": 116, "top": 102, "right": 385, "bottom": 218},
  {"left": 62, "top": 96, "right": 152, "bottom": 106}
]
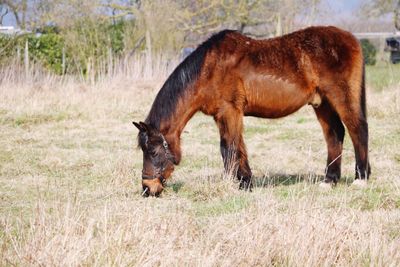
[{"left": 133, "top": 26, "right": 370, "bottom": 197}]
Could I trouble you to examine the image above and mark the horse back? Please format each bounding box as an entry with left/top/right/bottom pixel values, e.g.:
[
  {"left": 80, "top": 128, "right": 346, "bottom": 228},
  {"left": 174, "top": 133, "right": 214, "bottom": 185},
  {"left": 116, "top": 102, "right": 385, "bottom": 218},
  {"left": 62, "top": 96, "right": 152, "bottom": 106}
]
[{"left": 198, "top": 26, "right": 363, "bottom": 118}]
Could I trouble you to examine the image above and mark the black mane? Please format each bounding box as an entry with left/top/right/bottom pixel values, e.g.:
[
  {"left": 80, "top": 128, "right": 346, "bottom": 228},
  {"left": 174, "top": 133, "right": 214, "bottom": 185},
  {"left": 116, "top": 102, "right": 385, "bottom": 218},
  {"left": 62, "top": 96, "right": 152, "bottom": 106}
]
[{"left": 145, "top": 30, "right": 235, "bottom": 129}]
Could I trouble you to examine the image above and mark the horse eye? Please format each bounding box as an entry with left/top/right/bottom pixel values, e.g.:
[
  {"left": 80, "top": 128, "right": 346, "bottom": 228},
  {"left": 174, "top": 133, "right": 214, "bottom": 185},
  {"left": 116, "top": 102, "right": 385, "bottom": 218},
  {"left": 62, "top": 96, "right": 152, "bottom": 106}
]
[
  {"left": 163, "top": 140, "right": 168, "bottom": 149},
  {"left": 147, "top": 149, "right": 157, "bottom": 157}
]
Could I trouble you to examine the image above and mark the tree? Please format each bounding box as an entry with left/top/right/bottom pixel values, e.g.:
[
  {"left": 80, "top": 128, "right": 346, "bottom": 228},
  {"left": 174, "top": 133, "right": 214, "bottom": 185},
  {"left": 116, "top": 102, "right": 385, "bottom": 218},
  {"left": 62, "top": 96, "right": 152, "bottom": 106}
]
[
  {"left": 0, "top": 0, "right": 27, "bottom": 29},
  {"left": 173, "top": 0, "right": 320, "bottom": 38},
  {"left": 0, "top": 0, "right": 325, "bottom": 76},
  {"left": 362, "top": 0, "right": 400, "bottom": 31},
  {"left": 396, "top": 0, "right": 400, "bottom": 30},
  {"left": 360, "top": 39, "right": 377, "bottom": 65},
  {"left": 0, "top": 5, "right": 9, "bottom": 25}
]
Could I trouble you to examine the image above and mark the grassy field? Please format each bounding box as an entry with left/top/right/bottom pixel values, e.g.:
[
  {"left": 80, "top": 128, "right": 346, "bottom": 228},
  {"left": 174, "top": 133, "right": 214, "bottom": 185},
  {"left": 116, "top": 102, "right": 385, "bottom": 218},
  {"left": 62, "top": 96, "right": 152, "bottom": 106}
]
[{"left": 1, "top": 64, "right": 400, "bottom": 266}]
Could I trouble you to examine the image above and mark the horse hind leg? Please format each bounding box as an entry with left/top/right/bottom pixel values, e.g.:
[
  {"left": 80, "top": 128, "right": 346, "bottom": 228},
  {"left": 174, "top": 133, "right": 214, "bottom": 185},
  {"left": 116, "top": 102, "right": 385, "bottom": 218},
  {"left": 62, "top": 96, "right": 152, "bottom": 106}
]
[
  {"left": 324, "top": 84, "right": 370, "bottom": 184},
  {"left": 314, "top": 101, "right": 345, "bottom": 185},
  {"left": 214, "top": 105, "right": 252, "bottom": 190}
]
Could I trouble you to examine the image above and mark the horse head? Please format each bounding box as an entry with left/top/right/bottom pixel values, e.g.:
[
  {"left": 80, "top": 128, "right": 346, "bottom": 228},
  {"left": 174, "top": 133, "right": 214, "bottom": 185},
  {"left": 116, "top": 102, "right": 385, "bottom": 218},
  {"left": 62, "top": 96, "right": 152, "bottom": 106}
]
[{"left": 133, "top": 121, "right": 176, "bottom": 197}]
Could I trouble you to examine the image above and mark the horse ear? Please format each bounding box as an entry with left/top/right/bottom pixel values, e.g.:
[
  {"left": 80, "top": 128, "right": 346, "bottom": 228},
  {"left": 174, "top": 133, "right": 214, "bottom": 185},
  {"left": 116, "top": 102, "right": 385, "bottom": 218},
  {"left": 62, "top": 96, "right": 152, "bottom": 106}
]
[
  {"left": 132, "top": 121, "right": 145, "bottom": 132},
  {"left": 139, "top": 121, "right": 151, "bottom": 132}
]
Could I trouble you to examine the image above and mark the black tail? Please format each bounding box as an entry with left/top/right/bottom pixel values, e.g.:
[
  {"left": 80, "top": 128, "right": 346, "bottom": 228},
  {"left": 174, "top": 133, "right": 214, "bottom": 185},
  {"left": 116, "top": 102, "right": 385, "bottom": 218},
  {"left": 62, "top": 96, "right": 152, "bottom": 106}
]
[
  {"left": 361, "top": 61, "right": 370, "bottom": 177},
  {"left": 361, "top": 62, "right": 367, "bottom": 119}
]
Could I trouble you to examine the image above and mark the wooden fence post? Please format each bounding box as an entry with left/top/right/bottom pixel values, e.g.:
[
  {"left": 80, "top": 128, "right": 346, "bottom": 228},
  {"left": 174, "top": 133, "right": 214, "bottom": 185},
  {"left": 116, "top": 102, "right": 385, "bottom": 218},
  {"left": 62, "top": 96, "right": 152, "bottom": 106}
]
[
  {"left": 24, "top": 39, "right": 29, "bottom": 78},
  {"left": 145, "top": 30, "right": 152, "bottom": 78},
  {"left": 62, "top": 47, "right": 66, "bottom": 75}
]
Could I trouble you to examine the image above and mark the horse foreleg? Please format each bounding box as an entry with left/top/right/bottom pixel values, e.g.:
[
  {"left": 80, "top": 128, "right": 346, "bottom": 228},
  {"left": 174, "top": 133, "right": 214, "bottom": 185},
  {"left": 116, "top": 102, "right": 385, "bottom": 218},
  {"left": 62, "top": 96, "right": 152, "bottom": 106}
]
[
  {"left": 314, "top": 101, "right": 345, "bottom": 184},
  {"left": 214, "top": 107, "right": 252, "bottom": 190}
]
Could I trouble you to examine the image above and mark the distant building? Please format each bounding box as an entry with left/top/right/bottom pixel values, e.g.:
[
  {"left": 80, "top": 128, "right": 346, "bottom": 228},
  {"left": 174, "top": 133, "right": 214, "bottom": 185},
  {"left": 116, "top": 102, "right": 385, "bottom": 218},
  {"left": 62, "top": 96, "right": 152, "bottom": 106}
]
[
  {"left": 0, "top": 26, "right": 30, "bottom": 35},
  {"left": 385, "top": 37, "right": 400, "bottom": 64}
]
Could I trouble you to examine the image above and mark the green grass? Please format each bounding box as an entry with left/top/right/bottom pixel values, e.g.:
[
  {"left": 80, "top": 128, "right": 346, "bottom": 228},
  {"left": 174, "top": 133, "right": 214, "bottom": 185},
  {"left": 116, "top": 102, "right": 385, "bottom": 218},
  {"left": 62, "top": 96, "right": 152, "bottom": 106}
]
[
  {"left": 366, "top": 63, "right": 400, "bottom": 90},
  {"left": 193, "top": 196, "right": 250, "bottom": 217},
  {"left": 0, "top": 110, "right": 84, "bottom": 127}
]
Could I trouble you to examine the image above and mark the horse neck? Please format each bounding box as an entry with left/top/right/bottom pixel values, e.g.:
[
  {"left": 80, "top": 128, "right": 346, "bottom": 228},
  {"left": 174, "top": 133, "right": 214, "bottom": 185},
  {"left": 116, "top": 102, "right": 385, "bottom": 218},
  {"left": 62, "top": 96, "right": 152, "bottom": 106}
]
[{"left": 158, "top": 87, "right": 200, "bottom": 164}]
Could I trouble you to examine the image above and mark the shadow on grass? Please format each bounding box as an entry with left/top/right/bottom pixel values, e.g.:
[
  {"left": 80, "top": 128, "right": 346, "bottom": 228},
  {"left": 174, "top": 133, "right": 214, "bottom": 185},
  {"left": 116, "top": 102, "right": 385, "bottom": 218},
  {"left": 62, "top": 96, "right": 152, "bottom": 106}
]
[
  {"left": 164, "top": 174, "right": 355, "bottom": 193},
  {"left": 337, "top": 176, "right": 355, "bottom": 186},
  {"left": 253, "top": 173, "right": 356, "bottom": 188},
  {"left": 253, "top": 173, "right": 325, "bottom": 188}
]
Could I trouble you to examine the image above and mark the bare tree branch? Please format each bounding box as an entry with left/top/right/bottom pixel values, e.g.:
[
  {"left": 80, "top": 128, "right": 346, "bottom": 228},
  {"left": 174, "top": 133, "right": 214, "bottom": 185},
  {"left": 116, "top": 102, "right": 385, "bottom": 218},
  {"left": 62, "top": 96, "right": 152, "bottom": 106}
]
[
  {"left": 0, "top": 0, "right": 27, "bottom": 29},
  {"left": 395, "top": 0, "right": 400, "bottom": 30},
  {"left": 0, "top": 6, "right": 9, "bottom": 25}
]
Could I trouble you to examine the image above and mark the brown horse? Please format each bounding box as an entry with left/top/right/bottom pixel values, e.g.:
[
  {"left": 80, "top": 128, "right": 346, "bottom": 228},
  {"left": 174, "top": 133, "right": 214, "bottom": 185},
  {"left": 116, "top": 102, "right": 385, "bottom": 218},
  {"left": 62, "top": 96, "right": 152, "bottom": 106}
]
[{"left": 133, "top": 26, "right": 370, "bottom": 197}]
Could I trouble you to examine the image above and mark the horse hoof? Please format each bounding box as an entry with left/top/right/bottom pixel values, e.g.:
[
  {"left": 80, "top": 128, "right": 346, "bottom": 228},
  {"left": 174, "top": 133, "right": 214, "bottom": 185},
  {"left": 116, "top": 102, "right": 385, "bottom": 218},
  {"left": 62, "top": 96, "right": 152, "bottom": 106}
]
[
  {"left": 239, "top": 181, "right": 253, "bottom": 192},
  {"left": 352, "top": 179, "right": 367, "bottom": 188},
  {"left": 319, "top": 181, "right": 333, "bottom": 190}
]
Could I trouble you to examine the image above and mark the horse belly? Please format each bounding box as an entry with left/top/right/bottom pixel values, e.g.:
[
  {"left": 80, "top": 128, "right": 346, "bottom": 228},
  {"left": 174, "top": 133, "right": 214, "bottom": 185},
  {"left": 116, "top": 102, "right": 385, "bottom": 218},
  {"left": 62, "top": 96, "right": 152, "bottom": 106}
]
[{"left": 243, "top": 75, "right": 311, "bottom": 118}]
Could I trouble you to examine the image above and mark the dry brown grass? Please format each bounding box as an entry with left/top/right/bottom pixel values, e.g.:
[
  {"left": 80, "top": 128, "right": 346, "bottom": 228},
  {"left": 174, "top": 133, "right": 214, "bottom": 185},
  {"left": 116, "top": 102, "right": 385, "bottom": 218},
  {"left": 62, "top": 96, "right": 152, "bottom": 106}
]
[{"left": 0, "top": 62, "right": 400, "bottom": 266}]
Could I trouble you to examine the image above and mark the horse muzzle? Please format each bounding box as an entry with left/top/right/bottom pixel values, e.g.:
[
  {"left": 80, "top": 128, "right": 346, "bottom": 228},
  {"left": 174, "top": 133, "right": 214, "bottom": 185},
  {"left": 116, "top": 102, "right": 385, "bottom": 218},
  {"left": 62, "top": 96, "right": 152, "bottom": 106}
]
[{"left": 142, "top": 178, "right": 164, "bottom": 197}]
